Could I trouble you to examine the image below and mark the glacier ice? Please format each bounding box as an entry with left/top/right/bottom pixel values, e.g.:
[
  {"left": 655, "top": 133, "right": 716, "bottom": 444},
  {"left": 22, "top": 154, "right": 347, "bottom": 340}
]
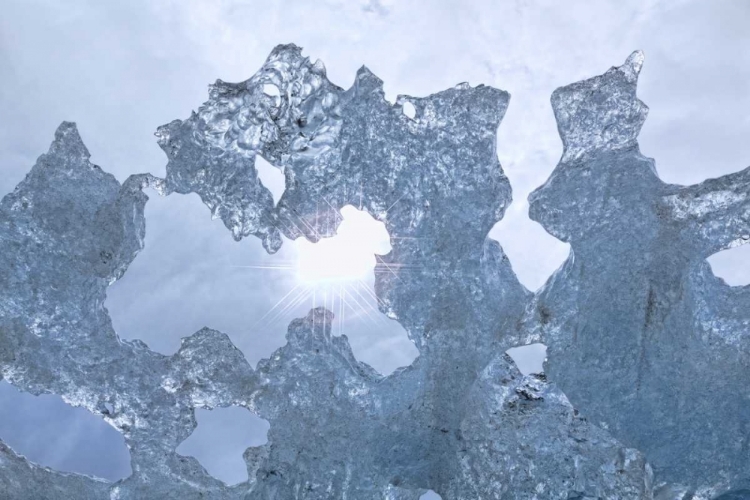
[
  {"left": 0, "top": 45, "right": 748, "bottom": 499},
  {"left": 0, "top": 381, "right": 131, "bottom": 481},
  {"left": 526, "top": 51, "right": 750, "bottom": 496}
]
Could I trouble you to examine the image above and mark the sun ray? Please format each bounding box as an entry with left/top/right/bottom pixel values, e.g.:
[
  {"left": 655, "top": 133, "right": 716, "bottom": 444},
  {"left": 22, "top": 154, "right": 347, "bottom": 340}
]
[
  {"left": 356, "top": 279, "right": 389, "bottom": 310},
  {"left": 250, "top": 284, "right": 303, "bottom": 327},
  {"left": 342, "top": 286, "right": 380, "bottom": 329},
  {"left": 229, "top": 264, "right": 295, "bottom": 271},
  {"left": 374, "top": 254, "right": 402, "bottom": 282},
  {"left": 351, "top": 282, "right": 391, "bottom": 327},
  {"left": 384, "top": 192, "right": 405, "bottom": 214},
  {"left": 268, "top": 286, "right": 313, "bottom": 325},
  {"left": 340, "top": 284, "right": 347, "bottom": 336},
  {"left": 292, "top": 212, "right": 320, "bottom": 240}
]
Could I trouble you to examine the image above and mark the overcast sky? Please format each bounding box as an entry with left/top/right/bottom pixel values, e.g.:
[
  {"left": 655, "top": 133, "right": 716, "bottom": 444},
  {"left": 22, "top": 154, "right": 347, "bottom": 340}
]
[{"left": 0, "top": 0, "right": 748, "bottom": 489}]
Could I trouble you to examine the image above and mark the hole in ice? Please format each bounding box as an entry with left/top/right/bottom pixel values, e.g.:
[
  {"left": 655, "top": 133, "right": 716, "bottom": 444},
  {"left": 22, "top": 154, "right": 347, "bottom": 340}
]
[
  {"left": 176, "top": 406, "right": 269, "bottom": 486},
  {"left": 295, "top": 205, "right": 419, "bottom": 375},
  {"left": 106, "top": 192, "right": 295, "bottom": 364},
  {"left": 0, "top": 381, "right": 132, "bottom": 481},
  {"left": 107, "top": 194, "right": 417, "bottom": 378},
  {"left": 255, "top": 155, "right": 285, "bottom": 206},
  {"left": 402, "top": 101, "right": 416, "bottom": 119},
  {"left": 420, "top": 490, "right": 442, "bottom": 500},
  {"left": 707, "top": 243, "right": 750, "bottom": 286},
  {"left": 262, "top": 83, "right": 280, "bottom": 97},
  {"left": 506, "top": 343, "right": 547, "bottom": 375},
  {"left": 489, "top": 212, "right": 570, "bottom": 292}
]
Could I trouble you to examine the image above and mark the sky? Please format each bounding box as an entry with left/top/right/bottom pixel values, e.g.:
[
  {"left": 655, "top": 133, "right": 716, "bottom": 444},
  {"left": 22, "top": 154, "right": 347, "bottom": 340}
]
[{"left": 0, "top": 0, "right": 748, "bottom": 490}]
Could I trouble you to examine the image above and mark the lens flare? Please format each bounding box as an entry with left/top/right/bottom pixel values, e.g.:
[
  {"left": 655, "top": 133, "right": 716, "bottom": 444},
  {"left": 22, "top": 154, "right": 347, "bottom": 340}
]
[{"left": 295, "top": 205, "right": 391, "bottom": 284}]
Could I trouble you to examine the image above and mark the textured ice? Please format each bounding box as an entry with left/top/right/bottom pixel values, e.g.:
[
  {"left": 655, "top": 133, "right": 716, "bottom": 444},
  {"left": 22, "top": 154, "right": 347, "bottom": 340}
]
[
  {"left": 526, "top": 52, "right": 750, "bottom": 497},
  {"left": 0, "top": 45, "right": 747, "bottom": 499}
]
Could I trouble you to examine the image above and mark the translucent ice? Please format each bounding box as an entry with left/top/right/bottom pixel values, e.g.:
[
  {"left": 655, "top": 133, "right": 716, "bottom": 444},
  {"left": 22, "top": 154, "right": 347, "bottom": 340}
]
[
  {"left": 527, "top": 52, "right": 750, "bottom": 496},
  {"left": 1, "top": 46, "right": 748, "bottom": 499}
]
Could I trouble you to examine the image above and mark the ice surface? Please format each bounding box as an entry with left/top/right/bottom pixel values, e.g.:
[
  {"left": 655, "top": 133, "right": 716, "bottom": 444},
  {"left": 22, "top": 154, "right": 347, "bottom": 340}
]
[
  {"left": 0, "top": 46, "right": 747, "bottom": 499},
  {"left": 527, "top": 52, "right": 750, "bottom": 496}
]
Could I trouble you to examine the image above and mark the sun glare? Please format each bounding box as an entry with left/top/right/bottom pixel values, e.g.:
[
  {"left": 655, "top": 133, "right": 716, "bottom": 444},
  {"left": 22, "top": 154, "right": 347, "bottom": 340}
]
[
  {"left": 295, "top": 206, "right": 391, "bottom": 285},
  {"left": 240, "top": 204, "right": 405, "bottom": 365}
]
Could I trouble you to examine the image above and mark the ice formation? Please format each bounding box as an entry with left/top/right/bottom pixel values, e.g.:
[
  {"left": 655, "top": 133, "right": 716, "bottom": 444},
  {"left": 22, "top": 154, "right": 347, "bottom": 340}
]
[
  {"left": 526, "top": 51, "right": 750, "bottom": 497},
  {"left": 0, "top": 46, "right": 747, "bottom": 499}
]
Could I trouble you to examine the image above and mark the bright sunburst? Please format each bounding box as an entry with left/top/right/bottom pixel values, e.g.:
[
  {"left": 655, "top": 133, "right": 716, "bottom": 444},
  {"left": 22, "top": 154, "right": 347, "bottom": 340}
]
[
  {"left": 236, "top": 204, "right": 399, "bottom": 346},
  {"left": 295, "top": 206, "right": 391, "bottom": 284}
]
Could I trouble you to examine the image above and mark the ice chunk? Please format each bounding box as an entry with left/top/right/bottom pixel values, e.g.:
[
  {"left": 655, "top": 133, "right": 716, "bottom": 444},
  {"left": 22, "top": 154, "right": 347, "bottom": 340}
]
[
  {"left": 0, "top": 123, "right": 258, "bottom": 498},
  {"left": 4, "top": 45, "right": 747, "bottom": 499},
  {"left": 528, "top": 52, "right": 750, "bottom": 494}
]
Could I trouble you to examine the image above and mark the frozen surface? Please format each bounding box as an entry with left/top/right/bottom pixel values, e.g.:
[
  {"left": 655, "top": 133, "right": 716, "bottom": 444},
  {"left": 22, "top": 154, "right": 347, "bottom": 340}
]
[
  {"left": 0, "top": 45, "right": 747, "bottom": 499},
  {"left": 526, "top": 52, "right": 750, "bottom": 497}
]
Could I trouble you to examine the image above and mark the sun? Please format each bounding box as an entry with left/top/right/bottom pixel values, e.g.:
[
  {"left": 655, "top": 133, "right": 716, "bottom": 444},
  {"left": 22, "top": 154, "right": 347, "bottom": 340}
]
[{"left": 295, "top": 205, "right": 391, "bottom": 285}]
